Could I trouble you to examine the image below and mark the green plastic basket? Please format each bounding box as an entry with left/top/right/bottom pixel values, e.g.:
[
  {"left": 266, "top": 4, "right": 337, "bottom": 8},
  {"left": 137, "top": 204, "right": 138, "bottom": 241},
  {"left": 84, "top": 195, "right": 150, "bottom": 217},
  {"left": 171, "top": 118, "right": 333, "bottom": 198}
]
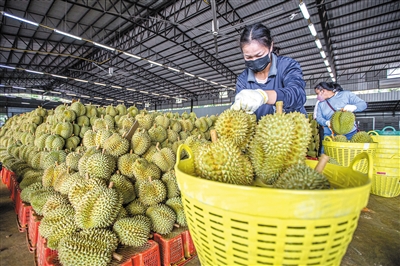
[{"left": 370, "top": 126, "right": 400, "bottom": 136}]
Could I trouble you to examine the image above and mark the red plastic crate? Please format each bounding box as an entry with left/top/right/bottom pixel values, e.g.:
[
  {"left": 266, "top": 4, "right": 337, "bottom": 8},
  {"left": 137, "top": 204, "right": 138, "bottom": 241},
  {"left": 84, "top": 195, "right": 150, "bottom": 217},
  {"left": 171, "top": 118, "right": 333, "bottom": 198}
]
[
  {"left": 27, "top": 208, "right": 41, "bottom": 253},
  {"left": 0, "top": 168, "right": 4, "bottom": 184},
  {"left": 109, "top": 240, "right": 161, "bottom": 266},
  {"left": 36, "top": 234, "right": 58, "bottom": 266},
  {"left": 10, "top": 174, "right": 19, "bottom": 204},
  {"left": 176, "top": 254, "right": 198, "bottom": 266},
  {"left": 17, "top": 194, "right": 31, "bottom": 232},
  {"left": 13, "top": 184, "right": 21, "bottom": 214},
  {"left": 4, "top": 169, "right": 12, "bottom": 190},
  {"left": 153, "top": 232, "right": 185, "bottom": 266},
  {"left": 180, "top": 230, "right": 196, "bottom": 259}
]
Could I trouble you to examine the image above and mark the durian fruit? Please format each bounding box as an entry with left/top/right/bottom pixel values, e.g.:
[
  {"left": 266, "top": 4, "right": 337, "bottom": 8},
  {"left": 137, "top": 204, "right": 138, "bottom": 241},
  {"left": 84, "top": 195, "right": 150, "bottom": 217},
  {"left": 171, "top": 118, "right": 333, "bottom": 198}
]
[
  {"left": 285, "top": 112, "right": 312, "bottom": 166},
  {"left": 65, "top": 135, "right": 81, "bottom": 151},
  {"left": 55, "top": 121, "right": 74, "bottom": 139},
  {"left": 249, "top": 102, "right": 295, "bottom": 184},
  {"left": 194, "top": 117, "right": 209, "bottom": 133},
  {"left": 161, "top": 170, "right": 180, "bottom": 199},
  {"left": 77, "top": 115, "right": 90, "bottom": 127},
  {"left": 166, "top": 197, "right": 187, "bottom": 226},
  {"left": 146, "top": 204, "right": 177, "bottom": 235},
  {"left": 117, "top": 150, "right": 139, "bottom": 179},
  {"left": 138, "top": 177, "right": 167, "bottom": 206},
  {"left": 68, "top": 178, "right": 105, "bottom": 209},
  {"left": 30, "top": 187, "right": 58, "bottom": 215},
  {"left": 197, "top": 137, "right": 254, "bottom": 185},
  {"left": 42, "top": 150, "right": 67, "bottom": 169},
  {"left": 57, "top": 172, "right": 82, "bottom": 196},
  {"left": 330, "top": 110, "right": 355, "bottom": 135},
  {"left": 95, "top": 128, "right": 114, "bottom": 149},
  {"left": 131, "top": 129, "right": 151, "bottom": 156},
  {"left": 127, "top": 105, "right": 139, "bottom": 117},
  {"left": 72, "top": 123, "right": 81, "bottom": 137},
  {"left": 167, "top": 128, "right": 179, "bottom": 143},
  {"left": 20, "top": 182, "right": 43, "bottom": 203},
  {"left": 93, "top": 116, "right": 115, "bottom": 131},
  {"left": 116, "top": 103, "right": 127, "bottom": 116},
  {"left": 109, "top": 172, "right": 136, "bottom": 204},
  {"left": 19, "top": 169, "right": 44, "bottom": 189},
  {"left": 82, "top": 129, "right": 97, "bottom": 147},
  {"left": 116, "top": 207, "right": 129, "bottom": 220},
  {"left": 113, "top": 216, "right": 151, "bottom": 247},
  {"left": 151, "top": 143, "right": 175, "bottom": 173},
  {"left": 103, "top": 133, "right": 130, "bottom": 157},
  {"left": 170, "top": 119, "right": 182, "bottom": 133},
  {"left": 74, "top": 182, "right": 122, "bottom": 229},
  {"left": 215, "top": 109, "right": 256, "bottom": 151},
  {"left": 180, "top": 119, "right": 194, "bottom": 132},
  {"left": 148, "top": 124, "right": 167, "bottom": 143},
  {"left": 78, "top": 147, "right": 100, "bottom": 177},
  {"left": 126, "top": 199, "right": 147, "bottom": 216},
  {"left": 85, "top": 151, "right": 116, "bottom": 181},
  {"left": 106, "top": 105, "right": 118, "bottom": 117},
  {"left": 132, "top": 158, "right": 161, "bottom": 182},
  {"left": 154, "top": 114, "right": 170, "bottom": 129},
  {"left": 333, "top": 135, "right": 348, "bottom": 142},
  {"left": 136, "top": 113, "right": 154, "bottom": 130},
  {"left": 79, "top": 125, "right": 91, "bottom": 139},
  {"left": 350, "top": 131, "right": 373, "bottom": 143},
  {"left": 41, "top": 193, "right": 70, "bottom": 216},
  {"left": 58, "top": 228, "right": 119, "bottom": 266},
  {"left": 66, "top": 152, "right": 82, "bottom": 171}
]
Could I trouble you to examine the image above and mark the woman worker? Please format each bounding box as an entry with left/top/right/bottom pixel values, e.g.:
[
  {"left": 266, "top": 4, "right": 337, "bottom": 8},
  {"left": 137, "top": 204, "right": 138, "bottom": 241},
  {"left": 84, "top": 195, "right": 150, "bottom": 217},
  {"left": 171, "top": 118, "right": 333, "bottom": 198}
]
[
  {"left": 231, "top": 23, "right": 307, "bottom": 119},
  {"left": 315, "top": 81, "right": 367, "bottom": 141}
]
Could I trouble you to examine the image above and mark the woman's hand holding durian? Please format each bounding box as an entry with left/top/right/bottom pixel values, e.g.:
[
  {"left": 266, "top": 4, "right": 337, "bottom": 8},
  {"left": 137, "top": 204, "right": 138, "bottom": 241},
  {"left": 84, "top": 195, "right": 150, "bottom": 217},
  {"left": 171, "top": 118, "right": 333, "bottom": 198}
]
[{"left": 231, "top": 89, "right": 269, "bottom": 114}]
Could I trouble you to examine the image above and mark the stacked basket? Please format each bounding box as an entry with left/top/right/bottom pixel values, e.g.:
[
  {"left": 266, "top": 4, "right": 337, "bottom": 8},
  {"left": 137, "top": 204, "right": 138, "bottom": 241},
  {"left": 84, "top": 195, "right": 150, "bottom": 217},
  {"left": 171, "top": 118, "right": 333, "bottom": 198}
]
[
  {"left": 175, "top": 145, "right": 372, "bottom": 266},
  {"left": 369, "top": 127, "right": 400, "bottom": 197}
]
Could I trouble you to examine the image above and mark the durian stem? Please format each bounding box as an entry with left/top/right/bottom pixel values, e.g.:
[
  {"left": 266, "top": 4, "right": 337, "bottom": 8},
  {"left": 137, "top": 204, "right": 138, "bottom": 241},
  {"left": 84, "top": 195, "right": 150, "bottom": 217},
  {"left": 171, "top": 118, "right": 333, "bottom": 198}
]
[
  {"left": 112, "top": 252, "right": 123, "bottom": 261},
  {"left": 275, "top": 101, "right": 283, "bottom": 114},
  {"left": 174, "top": 223, "right": 180, "bottom": 228},
  {"left": 315, "top": 154, "right": 329, "bottom": 173},
  {"left": 109, "top": 182, "right": 114, "bottom": 188},
  {"left": 210, "top": 129, "right": 218, "bottom": 143},
  {"left": 252, "top": 177, "right": 273, "bottom": 188}
]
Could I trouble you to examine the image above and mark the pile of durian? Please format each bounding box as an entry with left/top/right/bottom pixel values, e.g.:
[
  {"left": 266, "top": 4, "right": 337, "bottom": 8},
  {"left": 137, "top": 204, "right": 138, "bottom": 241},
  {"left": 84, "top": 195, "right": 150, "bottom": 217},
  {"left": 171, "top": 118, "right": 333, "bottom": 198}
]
[
  {"left": 307, "top": 114, "right": 320, "bottom": 158},
  {"left": 0, "top": 102, "right": 217, "bottom": 266},
  {"left": 330, "top": 131, "right": 374, "bottom": 143}
]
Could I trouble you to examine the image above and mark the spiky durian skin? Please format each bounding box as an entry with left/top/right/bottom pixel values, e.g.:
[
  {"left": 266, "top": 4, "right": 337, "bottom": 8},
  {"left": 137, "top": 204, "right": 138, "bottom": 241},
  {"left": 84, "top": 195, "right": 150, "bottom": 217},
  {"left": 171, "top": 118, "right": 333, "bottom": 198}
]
[
  {"left": 138, "top": 179, "right": 167, "bottom": 206},
  {"left": 74, "top": 184, "right": 122, "bottom": 229},
  {"left": 58, "top": 228, "right": 118, "bottom": 266},
  {"left": 113, "top": 216, "right": 151, "bottom": 247},
  {"left": 285, "top": 112, "right": 312, "bottom": 166},
  {"left": 162, "top": 170, "right": 180, "bottom": 199},
  {"left": 103, "top": 133, "right": 130, "bottom": 157},
  {"left": 146, "top": 204, "right": 177, "bottom": 235},
  {"left": 350, "top": 131, "right": 373, "bottom": 143},
  {"left": 109, "top": 173, "right": 136, "bottom": 204},
  {"left": 95, "top": 129, "right": 113, "bottom": 148},
  {"left": 151, "top": 147, "right": 175, "bottom": 173},
  {"left": 82, "top": 130, "right": 97, "bottom": 148},
  {"left": 117, "top": 152, "right": 139, "bottom": 179},
  {"left": 30, "top": 187, "right": 58, "bottom": 215},
  {"left": 197, "top": 139, "right": 254, "bottom": 185},
  {"left": 330, "top": 111, "right": 355, "bottom": 135},
  {"left": 85, "top": 152, "right": 116, "bottom": 180},
  {"left": 68, "top": 178, "right": 105, "bottom": 209},
  {"left": 215, "top": 109, "right": 256, "bottom": 151},
  {"left": 136, "top": 113, "right": 154, "bottom": 130},
  {"left": 126, "top": 199, "right": 147, "bottom": 216},
  {"left": 71, "top": 101, "right": 86, "bottom": 116},
  {"left": 333, "top": 135, "right": 348, "bottom": 142},
  {"left": 273, "top": 164, "right": 330, "bottom": 190},
  {"left": 148, "top": 124, "right": 168, "bottom": 143},
  {"left": 132, "top": 158, "right": 161, "bottom": 182},
  {"left": 20, "top": 182, "right": 43, "bottom": 203},
  {"left": 249, "top": 113, "right": 294, "bottom": 184},
  {"left": 19, "top": 170, "right": 43, "bottom": 190},
  {"left": 78, "top": 147, "right": 100, "bottom": 177},
  {"left": 66, "top": 152, "right": 82, "bottom": 171},
  {"left": 42, "top": 150, "right": 67, "bottom": 169},
  {"left": 131, "top": 129, "right": 151, "bottom": 155},
  {"left": 41, "top": 193, "right": 70, "bottom": 216},
  {"left": 166, "top": 197, "right": 187, "bottom": 226},
  {"left": 55, "top": 122, "right": 74, "bottom": 139}
]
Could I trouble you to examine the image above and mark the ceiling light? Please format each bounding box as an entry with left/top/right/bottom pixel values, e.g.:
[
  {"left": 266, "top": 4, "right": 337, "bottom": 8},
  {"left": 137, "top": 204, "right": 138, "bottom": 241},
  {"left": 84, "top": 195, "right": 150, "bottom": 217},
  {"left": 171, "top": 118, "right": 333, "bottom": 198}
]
[
  {"left": 25, "top": 69, "right": 44, "bottom": 74},
  {"left": 168, "top": 67, "right": 180, "bottom": 72},
  {"left": 126, "top": 88, "right": 135, "bottom": 91},
  {"left": 308, "top": 23, "right": 317, "bottom": 36},
  {"left": 140, "top": 91, "right": 149, "bottom": 94},
  {"left": 184, "top": 72, "right": 195, "bottom": 77},
  {"left": 94, "top": 82, "right": 106, "bottom": 86},
  {"left": 94, "top": 96, "right": 102, "bottom": 99},
  {"left": 210, "top": 81, "right": 218, "bottom": 85},
  {"left": 332, "top": 78, "right": 336, "bottom": 82},
  {"left": 152, "top": 93, "right": 160, "bottom": 96},
  {"left": 315, "top": 38, "right": 322, "bottom": 49},
  {"left": 147, "top": 60, "right": 162, "bottom": 67},
  {"left": 93, "top": 42, "right": 115, "bottom": 51},
  {"left": 13, "top": 86, "right": 26, "bottom": 90},
  {"left": 123, "top": 52, "right": 141, "bottom": 59},
  {"left": 117, "top": 100, "right": 124, "bottom": 102},
  {"left": 220, "top": 85, "right": 227, "bottom": 88},
  {"left": 127, "top": 101, "right": 133, "bottom": 104},
  {"left": 74, "top": 78, "right": 88, "bottom": 83},
  {"left": 323, "top": 59, "right": 329, "bottom": 66},
  {"left": 3, "top": 12, "right": 39, "bottom": 26},
  {"left": 106, "top": 98, "right": 113, "bottom": 101},
  {"left": 0, "top": 64, "right": 15, "bottom": 69},
  {"left": 163, "top": 95, "right": 170, "bottom": 98},
  {"left": 327, "top": 67, "right": 332, "bottom": 72},
  {"left": 51, "top": 91, "right": 61, "bottom": 94},
  {"left": 111, "top": 85, "right": 122, "bottom": 89},
  {"left": 320, "top": 50, "right": 326, "bottom": 58},
  {"left": 54, "top": 29, "right": 82, "bottom": 40},
  {"left": 66, "top": 93, "right": 76, "bottom": 96},
  {"left": 228, "top": 87, "right": 235, "bottom": 91},
  {"left": 137, "top": 102, "right": 142, "bottom": 104},
  {"left": 80, "top": 95, "right": 90, "bottom": 98},
  {"left": 329, "top": 73, "right": 334, "bottom": 78},
  {"left": 21, "top": 102, "right": 30, "bottom": 105},
  {"left": 51, "top": 74, "right": 68, "bottom": 79},
  {"left": 299, "top": 2, "right": 310, "bottom": 19},
  {"left": 32, "top": 89, "right": 45, "bottom": 92},
  {"left": 198, "top": 77, "right": 207, "bottom": 81}
]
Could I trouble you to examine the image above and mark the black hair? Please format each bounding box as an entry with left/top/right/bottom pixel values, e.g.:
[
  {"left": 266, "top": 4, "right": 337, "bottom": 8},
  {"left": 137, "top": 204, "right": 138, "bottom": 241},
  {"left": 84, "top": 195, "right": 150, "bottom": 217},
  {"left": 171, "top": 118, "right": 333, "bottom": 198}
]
[
  {"left": 240, "top": 23, "right": 280, "bottom": 54},
  {"left": 314, "top": 82, "right": 343, "bottom": 92}
]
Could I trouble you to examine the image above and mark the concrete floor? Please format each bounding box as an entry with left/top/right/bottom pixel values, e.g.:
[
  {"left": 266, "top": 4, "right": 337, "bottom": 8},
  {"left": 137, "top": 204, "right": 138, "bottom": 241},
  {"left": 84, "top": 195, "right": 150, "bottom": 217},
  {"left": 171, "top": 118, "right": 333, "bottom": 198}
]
[{"left": 0, "top": 181, "right": 399, "bottom": 266}]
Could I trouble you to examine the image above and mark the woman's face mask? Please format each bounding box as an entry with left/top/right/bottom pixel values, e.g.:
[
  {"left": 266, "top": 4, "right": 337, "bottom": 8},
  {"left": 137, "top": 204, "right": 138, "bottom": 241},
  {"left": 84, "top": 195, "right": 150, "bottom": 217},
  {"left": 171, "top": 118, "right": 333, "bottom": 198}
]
[
  {"left": 316, "top": 89, "right": 326, "bottom": 101},
  {"left": 245, "top": 53, "right": 271, "bottom": 73}
]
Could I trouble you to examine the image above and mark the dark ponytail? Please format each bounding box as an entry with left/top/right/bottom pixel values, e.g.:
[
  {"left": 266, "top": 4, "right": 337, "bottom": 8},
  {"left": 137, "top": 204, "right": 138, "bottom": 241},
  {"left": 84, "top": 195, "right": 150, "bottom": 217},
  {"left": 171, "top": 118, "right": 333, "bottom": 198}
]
[{"left": 315, "top": 81, "right": 343, "bottom": 92}]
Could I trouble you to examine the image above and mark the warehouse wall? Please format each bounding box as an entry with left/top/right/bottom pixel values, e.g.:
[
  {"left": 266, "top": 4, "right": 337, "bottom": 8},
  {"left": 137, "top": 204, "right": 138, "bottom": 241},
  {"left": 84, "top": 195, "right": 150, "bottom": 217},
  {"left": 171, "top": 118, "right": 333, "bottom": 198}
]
[{"left": 356, "top": 112, "right": 400, "bottom": 131}]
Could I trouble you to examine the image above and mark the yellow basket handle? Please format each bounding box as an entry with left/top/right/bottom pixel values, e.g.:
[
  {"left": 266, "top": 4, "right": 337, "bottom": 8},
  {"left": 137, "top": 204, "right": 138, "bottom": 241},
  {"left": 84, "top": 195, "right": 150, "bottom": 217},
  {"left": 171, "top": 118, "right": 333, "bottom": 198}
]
[
  {"left": 323, "top": 136, "right": 333, "bottom": 142},
  {"left": 368, "top": 130, "right": 379, "bottom": 136},
  {"left": 175, "top": 144, "right": 195, "bottom": 174},
  {"left": 349, "top": 152, "right": 373, "bottom": 180}
]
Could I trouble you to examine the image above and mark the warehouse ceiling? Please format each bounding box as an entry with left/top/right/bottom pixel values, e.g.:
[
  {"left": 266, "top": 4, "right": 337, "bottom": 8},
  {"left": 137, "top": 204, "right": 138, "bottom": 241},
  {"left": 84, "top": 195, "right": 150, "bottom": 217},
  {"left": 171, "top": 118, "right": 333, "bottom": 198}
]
[{"left": 0, "top": 0, "right": 400, "bottom": 111}]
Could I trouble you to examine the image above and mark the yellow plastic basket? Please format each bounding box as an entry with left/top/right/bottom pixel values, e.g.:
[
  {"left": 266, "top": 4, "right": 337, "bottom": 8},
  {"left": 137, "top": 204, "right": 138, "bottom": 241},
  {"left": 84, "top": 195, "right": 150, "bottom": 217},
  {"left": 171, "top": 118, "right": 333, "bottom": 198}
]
[
  {"left": 371, "top": 166, "right": 400, "bottom": 197},
  {"left": 369, "top": 133, "right": 400, "bottom": 155},
  {"left": 322, "top": 136, "right": 377, "bottom": 173},
  {"left": 175, "top": 145, "right": 372, "bottom": 266}
]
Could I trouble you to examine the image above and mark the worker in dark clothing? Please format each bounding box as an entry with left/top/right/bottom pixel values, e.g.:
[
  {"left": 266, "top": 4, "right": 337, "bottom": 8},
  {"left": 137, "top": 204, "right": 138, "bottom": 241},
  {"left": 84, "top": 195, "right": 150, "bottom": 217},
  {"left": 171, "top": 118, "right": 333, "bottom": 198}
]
[{"left": 231, "top": 23, "right": 307, "bottom": 119}]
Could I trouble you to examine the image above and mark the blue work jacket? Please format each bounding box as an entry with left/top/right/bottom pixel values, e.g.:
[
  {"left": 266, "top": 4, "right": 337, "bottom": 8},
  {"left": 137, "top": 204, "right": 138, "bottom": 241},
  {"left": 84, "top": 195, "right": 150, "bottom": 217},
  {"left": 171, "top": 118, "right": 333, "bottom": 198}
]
[
  {"left": 236, "top": 53, "right": 307, "bottom": 120},
  {"left": 316, "top": 91, "right": 367, "bottom": 137}
]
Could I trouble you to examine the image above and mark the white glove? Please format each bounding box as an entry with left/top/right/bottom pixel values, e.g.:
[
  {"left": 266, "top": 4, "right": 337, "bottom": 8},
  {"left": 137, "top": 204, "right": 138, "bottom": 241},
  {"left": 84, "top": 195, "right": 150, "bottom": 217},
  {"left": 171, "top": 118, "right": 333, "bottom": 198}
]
[
  {"left": 231, "top": 89, "right": 268, "bottom": 114},
  {"left": 343, "top": 104, "right": 357, "bottom": 112},
  {"left": 325, "top": 120, "right": 331, "bottom": 127}
]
